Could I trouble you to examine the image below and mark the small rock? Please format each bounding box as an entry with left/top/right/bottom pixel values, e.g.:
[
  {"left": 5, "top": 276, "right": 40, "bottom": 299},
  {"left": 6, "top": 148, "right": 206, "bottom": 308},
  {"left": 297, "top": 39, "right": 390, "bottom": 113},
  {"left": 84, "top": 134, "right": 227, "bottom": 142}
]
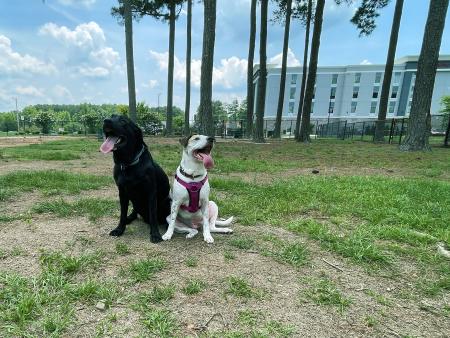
[
  {"left": 312, "top": 169, "right": 320, "bottom": 174},
  {"left": 187, "top": 324, "right": 195, "bottom": 330},
  {"left": 95, "top": 301, "right": 106, "bottom": 311},
  {"left": 386, "top": 169, "right": 394, "bottom": 173}
]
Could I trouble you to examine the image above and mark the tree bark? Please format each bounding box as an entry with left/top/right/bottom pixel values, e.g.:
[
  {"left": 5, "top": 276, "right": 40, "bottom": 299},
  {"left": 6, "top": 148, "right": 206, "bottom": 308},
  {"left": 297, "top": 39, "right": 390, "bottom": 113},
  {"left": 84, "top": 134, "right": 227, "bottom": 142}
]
[
  {"left": 184, "top": 0, "right": 192, "bottom": 136},
  {"left": 273, "top": 0, "right": 292, "bottom": 139},
  {"left": 124, "top": 0, "right": 137, "bottom": 122},
  {"left": 294, "top": 0, "right": 312, "bottom": 140},
  {"left": 253, "top": 0, "right": 268, "bottom": 143},
  {"left": 298, "top": 0, "right": 325, "bottom": 143},
  {"left": 444, "top": 114, "right": 450, "bottom": 147},
  {"left": 199, "top": 0, "right": 216, "bottom": 136},
  {"left": 374, "top": 0, "right": 404, "bottom": 143},
  {"left": 166, "top": 0, "right": 176, "bottom": 136},
  {"left": 400, "top": 0, "right": 449, "bottom": 151},
  {"left": 246, "top": 0, "right": 257, "bottom": 138}
]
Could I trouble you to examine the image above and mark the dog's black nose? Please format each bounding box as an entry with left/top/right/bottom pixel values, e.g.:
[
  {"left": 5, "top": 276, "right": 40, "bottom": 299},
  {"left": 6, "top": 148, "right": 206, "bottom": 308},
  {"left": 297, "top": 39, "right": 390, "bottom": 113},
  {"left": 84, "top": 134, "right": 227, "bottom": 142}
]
[{"left": 207, "top": 136, "right": 215, "bottom": 143}]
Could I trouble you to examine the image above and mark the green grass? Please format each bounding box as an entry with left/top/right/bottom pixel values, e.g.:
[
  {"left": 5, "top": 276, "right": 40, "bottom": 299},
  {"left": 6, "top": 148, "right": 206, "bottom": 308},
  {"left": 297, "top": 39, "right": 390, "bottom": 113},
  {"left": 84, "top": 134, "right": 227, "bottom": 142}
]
[
  {"left": 128, "top": 257, "right": 166, "bottom": 283},
  {"left": 182, "top": 279, "right": 206, "bottom": 295},
  {"left": 185, "top": 256, "right": 198, "bottom": 267},
  {"left": 1, "top": 138, "right": 98, "bottom": 161},
  {"left": 32, "top": 197, "right": 117, "bottom": 221},
  {"left": 0, "top": 250, "right": 117, "bottom": 336},
  {"left": 138, "top": 285, "right": 176, "bottom": 304},
  {"left": 0, "top": 170, "right": 112, "bottom": 201},
  {"left": 229, "top": 236, "right": 254, "bottom": 250},
  {"left": 141, "top": 308, "right": 178, "bottom": 338},
  {"left": 303, "top": 276, "right": 352, "bottom": 312},
  {"left": 225, "top": 276, "right": 260, "bottom": 299},
  {"left": 115, "top": 242, "right": 130, "bottom": 255}
]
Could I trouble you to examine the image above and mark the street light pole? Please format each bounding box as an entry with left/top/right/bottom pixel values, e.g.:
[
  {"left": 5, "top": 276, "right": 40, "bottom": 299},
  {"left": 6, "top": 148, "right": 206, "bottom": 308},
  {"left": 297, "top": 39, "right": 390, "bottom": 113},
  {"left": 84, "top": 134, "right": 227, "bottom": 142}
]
[{"left": 14, "top": 97, "right": 19, "bottom": 133}]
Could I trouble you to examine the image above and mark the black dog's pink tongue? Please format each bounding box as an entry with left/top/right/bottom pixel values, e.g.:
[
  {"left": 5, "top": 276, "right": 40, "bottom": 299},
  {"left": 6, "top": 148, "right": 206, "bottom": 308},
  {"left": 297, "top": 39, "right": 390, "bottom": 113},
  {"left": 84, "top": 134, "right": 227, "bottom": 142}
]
[
  {"left": 100, "top": 136, "right": 119, "bottom": 153},
  {"left": 198, "top": 153, "right": 214, "bottom": 169}
]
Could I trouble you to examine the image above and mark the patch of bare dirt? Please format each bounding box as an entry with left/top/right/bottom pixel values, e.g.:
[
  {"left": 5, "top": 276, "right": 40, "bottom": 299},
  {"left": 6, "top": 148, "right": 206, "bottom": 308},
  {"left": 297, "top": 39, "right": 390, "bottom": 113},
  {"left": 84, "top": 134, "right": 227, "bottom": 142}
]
[
  {"left": 0, "top": 135, "right": 74, "bottom": 148},
  {"left": 0, "top": 212, "right": 448, "bottom": 337}
]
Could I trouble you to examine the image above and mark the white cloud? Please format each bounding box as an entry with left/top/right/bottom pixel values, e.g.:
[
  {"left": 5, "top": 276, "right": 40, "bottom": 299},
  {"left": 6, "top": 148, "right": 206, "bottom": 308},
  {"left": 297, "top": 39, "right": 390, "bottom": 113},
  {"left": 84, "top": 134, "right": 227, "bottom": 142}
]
[
  {"left": 57, "top": 0, "right": 96, "bottom": 7},
  {"left": 39, "top": 22, "right": 106, "bottom": 49},
  {"left": 78, "top": 66, "right": 109, "bottom": 77},
  {"left": 149, "top": 50, "right": 247, "bottom": 89},
  {"left": 0, "top": 35, "right": 57, "bottom": 75},
  {"left": 90, "top": 47, "right": 120, "bottom": 68},
  {"left": 142, "top": 80, "right": 159, "bottom": 89},
  {"left": 360, "top": 59, "right": 373, "bottom": 65},
  {"left": 269, "top": 48, "right": 301, "bottom": 67},
  {"left": 15, "top": 85, "right": 44, "bottom": 97},
  {"left": 52, "top": 85, "right": 73, "bottom": 100}
]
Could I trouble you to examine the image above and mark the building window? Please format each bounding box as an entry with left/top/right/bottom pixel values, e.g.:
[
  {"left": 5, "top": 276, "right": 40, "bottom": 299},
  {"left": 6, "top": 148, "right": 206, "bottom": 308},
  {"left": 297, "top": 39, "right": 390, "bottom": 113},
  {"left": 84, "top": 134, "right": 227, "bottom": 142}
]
[
  {"left": 312, "top": 86, "right": 316, "bottom": 99},
  {"left": 290, "top": 87, "right": 296, "bottom": 100},
  {"left": 330, "top": 87, "right": 336, "bottom": 99},
  {"left": 393, "top": 72, "right": 401, "bottom": 84},
  {"left": 291, "top": 74, "right": 298, "bottom": 85},
  {"left": 370, "top": 101, "right": 377, "bottom": 115},
  {"left": 351, "top": 101, "right": 357, "bottom": 114},
  {"left": 311, "top": 102, "right": 314, "bottom": 114},
  {"left": 332, "top": 74, "right": 338, "bottom": 85},
  {"left": 353, "top": 86, "right": 359, "bottom": 99},
  {"left": 354, "top": 72, "right": 361, "bottom": 84},
  {"left": 407, "top": 100, "right": 412, "bottom": 114},
  {"left": 328, "top": 101, "right": 334, "bottom": 114},
  {"left": 391, "top": 85, "right": 398, "bottom": 99},
  {"left": 388, "top": 101, "right": 396, "bottom": 114},
  {"left": 375, "top": 72, "right": 382, "bottom": 83},
  {"left": 372, "top": 85, "right": 379, "bottom": 99},
  {"left": 288, "top": 101, "right": 295, "bottom": 115}
]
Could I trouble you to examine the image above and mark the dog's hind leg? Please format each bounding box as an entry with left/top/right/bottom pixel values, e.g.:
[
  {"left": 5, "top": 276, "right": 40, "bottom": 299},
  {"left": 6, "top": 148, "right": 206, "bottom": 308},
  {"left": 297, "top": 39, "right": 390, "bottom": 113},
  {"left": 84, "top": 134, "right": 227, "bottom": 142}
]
[
  {"left": 173, "top": 220, "right": 198, "bottom": 239},
  {"left": 125, "top": 209, "right": 138, "bottom": 225},
  {"left": 208, "top": 201, "right": 233, "bottom": 234}
]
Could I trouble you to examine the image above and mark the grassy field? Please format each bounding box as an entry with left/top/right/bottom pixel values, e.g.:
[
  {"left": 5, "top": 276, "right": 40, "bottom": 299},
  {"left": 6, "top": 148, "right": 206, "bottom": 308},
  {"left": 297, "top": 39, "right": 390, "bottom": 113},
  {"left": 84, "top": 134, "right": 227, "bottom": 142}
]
[{"left": 0, "top": 136, "right": 449, "bottom": 337}]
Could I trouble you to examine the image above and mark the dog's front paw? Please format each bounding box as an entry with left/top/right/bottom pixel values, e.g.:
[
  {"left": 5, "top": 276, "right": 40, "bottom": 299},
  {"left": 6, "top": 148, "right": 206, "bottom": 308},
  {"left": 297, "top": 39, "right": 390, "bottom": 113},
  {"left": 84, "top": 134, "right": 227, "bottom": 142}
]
[
  {"left": 162, "top": 231, "right": 173, "bottom": 241},
  {"left": 204, "top": 234, "right": 214, "bottom": 244},
  {"left": 150, "top": 233, "right": 163, "bottom": 243},
  {"left": 186, "top": 229, "right": 198, "bottom": 239},
  {"left": 109, "top": 227, "right": 125, "bottom": 237}
]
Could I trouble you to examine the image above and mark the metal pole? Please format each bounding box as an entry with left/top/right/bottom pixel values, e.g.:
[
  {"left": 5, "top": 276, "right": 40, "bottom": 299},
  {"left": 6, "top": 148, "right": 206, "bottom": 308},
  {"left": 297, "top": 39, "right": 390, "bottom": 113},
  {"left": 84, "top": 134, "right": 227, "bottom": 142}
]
[
  {"left": 399, "top": 118, "right": 405, "bottom": 145},
  {"left": 14, "top": 97, "right": 19, "bottom": 133},
  {"left": 361, "top": 121, "right": 365, "bottom": 140},
  {"left": 336, "top": 121, "right": 340, "bottom": 139},
  {"left": 342, "top": 120, "right": 347, "bottom": 140},
  {"left": 388, "top": 119, "right": 395, "bottom": 144}
]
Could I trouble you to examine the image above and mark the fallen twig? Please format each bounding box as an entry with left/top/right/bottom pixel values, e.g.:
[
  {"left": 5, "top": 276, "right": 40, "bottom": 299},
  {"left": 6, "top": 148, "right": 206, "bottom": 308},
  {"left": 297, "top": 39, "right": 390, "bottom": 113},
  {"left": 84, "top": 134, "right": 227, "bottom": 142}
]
[{"left": 322, "top": 258, "right": 344, "bottom": 272}]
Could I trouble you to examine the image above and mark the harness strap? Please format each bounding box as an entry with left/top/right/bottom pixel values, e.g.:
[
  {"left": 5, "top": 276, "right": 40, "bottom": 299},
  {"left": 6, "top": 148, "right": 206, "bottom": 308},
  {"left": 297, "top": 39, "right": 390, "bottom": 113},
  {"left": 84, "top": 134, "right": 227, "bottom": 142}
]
[{"left": 175, "top": 174, "right": 208, "bottom": 213}]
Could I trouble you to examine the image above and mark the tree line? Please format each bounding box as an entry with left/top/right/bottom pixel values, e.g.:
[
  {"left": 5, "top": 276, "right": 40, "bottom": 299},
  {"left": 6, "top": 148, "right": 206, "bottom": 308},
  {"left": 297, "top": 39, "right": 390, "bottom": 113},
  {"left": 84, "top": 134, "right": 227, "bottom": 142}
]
[{"left": 115, "top": 0, "right": 448, "bottom": 151}]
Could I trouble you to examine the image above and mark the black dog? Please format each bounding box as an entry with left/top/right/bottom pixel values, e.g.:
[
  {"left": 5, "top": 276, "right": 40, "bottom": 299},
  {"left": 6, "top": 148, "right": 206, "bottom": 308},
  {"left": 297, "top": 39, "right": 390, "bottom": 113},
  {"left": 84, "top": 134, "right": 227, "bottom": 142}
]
[{"left": 100, "top": 115, "right": 170, "bottom": 243}]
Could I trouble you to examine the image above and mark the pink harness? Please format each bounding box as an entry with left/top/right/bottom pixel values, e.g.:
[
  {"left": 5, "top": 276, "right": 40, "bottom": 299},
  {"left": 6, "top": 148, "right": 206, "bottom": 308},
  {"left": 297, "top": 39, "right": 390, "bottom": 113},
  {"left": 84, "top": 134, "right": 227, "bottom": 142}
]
[{"left": 175, "top": 174, "right": 208, "bottom": 213}]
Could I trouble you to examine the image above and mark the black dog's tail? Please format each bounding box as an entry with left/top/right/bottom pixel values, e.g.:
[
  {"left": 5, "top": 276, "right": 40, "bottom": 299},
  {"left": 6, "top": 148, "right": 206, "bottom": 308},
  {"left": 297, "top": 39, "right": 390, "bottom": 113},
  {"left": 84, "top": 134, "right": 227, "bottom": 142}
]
[{"left": 157, "top": 197, "right": 171, "bottom": 228}]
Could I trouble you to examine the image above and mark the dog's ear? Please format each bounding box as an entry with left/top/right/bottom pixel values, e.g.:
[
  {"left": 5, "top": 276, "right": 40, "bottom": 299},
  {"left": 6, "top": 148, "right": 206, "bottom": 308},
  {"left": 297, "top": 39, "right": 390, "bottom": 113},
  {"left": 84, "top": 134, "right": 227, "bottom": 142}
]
[{"left": 179, "top": 133, "right": 195, "bottom": 148}]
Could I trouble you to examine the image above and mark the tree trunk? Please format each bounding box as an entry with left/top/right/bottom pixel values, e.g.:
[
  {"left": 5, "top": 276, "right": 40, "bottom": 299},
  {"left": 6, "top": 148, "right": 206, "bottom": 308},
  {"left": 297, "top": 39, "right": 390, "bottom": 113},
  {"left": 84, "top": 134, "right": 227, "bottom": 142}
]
[
  {"left": 246, "top": 0, "right": 257, "bottom": 138},
  {"left": 374, "top": 0, "right": 404, "bottom": 143},
  {"left": 444, "top": 114, "right": 450, "bottom": 147},
  {"left": 124, "top": 0, "right": 137, "bottom": 123},
  {"left": 294, "top": 0, "right": 312, "bottom": 140},
  {"left": 166, "top": 0, "right": 176, "bottom": 136},
  {"left": 199, "top": 0, "right": 216, "bottom": 136},
  {"left": 184, "top": 0, "right": 192, "bottom": 136},
  {"left": 298, "top": 0, "right": 325, "bottom": 143},
  {"left": 400, "top": 0, "right": 449, "bottom": 151},
  {"left": 273, "top": 0, "right": 292, "bottom": 139},
  {"left": 253, "top": 0, "right": 268, "bottom": 143}
]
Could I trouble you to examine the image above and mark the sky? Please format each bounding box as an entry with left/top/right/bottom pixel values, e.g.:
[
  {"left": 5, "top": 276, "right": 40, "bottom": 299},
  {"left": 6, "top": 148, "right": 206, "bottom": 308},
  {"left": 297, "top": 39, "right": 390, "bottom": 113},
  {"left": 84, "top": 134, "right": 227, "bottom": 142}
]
[{"left": 0, "top": 0, "right": 449, "bottom": 116}]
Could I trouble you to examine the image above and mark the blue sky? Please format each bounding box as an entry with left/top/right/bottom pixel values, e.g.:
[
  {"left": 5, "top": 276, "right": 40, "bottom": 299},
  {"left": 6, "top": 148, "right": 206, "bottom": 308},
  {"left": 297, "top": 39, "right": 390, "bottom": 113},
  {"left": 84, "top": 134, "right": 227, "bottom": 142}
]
[{"left": 0, "top": 0, "right": 449, "bottom": 116}]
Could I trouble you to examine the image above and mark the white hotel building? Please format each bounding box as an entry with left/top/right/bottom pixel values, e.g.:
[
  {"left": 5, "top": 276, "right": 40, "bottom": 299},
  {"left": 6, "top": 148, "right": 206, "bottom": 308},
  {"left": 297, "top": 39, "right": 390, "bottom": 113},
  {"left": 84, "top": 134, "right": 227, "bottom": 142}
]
[{"left": 253, "top": 55, "right": 450, "bottom": 125}]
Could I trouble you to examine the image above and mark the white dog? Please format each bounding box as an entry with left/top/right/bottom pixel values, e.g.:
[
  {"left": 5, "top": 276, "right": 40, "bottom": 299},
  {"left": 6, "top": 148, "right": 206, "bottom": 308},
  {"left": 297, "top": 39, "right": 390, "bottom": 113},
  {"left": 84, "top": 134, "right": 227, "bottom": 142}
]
[{"left": 162, "top": 134, "right": 233, "bottom": 243}]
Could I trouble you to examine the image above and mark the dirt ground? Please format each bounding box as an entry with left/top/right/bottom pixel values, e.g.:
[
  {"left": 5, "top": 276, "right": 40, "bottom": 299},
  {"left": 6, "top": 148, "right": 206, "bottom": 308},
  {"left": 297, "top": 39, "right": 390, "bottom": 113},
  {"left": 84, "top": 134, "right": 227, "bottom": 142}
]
[{"left": 0, "top": 136, "right": 449, "bottom": 337}]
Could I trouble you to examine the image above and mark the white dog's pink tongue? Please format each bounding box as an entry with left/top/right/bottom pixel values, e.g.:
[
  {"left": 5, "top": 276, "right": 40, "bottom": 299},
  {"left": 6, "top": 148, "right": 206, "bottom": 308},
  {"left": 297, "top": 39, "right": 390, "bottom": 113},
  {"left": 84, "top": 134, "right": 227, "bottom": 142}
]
[
  {"left": 199, "top": 153, "right": 214, "bottom": 169},
  {"left": 100, "top": 136, "right": 118, "bottom": 153}
]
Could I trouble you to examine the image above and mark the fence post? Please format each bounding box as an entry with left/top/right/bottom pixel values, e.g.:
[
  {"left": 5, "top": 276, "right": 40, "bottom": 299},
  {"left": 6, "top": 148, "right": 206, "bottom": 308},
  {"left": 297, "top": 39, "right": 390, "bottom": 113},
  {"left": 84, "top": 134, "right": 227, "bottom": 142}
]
[
  {"left": 388, "top": 119, "right": 395, "bottom": 144},
  {"left": 265, "top": 120, "right": 268, "bottom": 138},
  {"left": 290, "top": 120, "right": 293, "bottom": 138},
  {"left": 399, "top": 118, "right": 405, "bottom": 145},
  {"left": 351, "top": 123, "right": 355, "bottom": 140},
  {"left": 342, "top": 121, "right": 347, "bottom": 140},
  {"left": 361, "top": 122, "right": 365, "bottom": 140},
  {"left": 240, "top": 119, "right": 243, "bottom": 139},
  {"left": 336, "top": 121, "right": 340, "bottom": 139},
  {"left": 315, "top": 120, "right": 319, "bottom": 139}
]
